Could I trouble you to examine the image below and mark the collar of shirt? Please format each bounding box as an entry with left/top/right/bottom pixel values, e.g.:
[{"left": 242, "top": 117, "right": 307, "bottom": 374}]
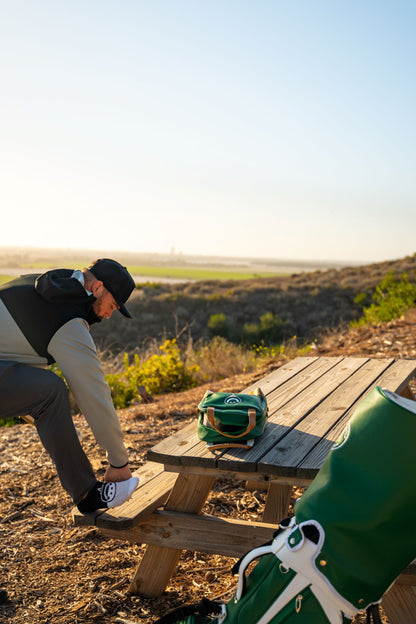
[{"left": 72, "top": 270, "right": 92, "bottom": 295}]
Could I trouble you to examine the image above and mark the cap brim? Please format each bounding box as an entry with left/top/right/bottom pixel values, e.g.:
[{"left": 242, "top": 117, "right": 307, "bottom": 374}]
[{"left": 118, "top": 302, "right": 132, "bottom": 318}]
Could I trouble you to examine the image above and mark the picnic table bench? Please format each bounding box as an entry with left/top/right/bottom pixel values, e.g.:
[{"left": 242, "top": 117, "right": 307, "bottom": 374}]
[{"left": 73, "top": 356, "right": 416, "bottom": 624}]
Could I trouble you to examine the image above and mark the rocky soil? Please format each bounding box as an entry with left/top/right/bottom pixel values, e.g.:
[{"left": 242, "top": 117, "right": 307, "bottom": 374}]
[{"left": 2, "top": 309, "right": 416, "bottom": 624}]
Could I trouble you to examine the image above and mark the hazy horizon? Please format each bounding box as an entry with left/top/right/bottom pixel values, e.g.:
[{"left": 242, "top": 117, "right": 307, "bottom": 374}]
[{"left": 0, "top": 243, "right": 401, "bottom": 270}]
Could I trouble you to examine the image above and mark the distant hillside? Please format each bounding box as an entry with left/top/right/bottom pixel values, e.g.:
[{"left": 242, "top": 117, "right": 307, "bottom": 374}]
[
  {"left": 0, "top": 247, "right": 354, "bottom": 282},
  {"left": 90, "top": 254, "right": 416, "bottom": 355}
]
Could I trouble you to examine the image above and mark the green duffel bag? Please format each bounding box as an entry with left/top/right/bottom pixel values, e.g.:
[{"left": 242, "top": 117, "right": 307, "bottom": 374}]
[
  {"left": 197, "top": 388, "right": 268, "bottom": 450},
  {"left": 154, "top": 386, "right": 416, "bottom": 624}
]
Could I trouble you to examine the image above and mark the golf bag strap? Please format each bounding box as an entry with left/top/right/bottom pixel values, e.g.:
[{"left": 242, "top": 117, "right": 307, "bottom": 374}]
[
  {"left": 275, "top": 535, "right": 358, "bottom": 619},
  {"left": 231, "top": 522, "right": 287, "bottom": 576}
]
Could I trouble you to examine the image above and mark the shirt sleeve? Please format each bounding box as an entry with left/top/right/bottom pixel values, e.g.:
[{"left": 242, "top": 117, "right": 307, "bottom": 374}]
[{"left": 47, "top": 318, "right": 129, "bottom": 467}]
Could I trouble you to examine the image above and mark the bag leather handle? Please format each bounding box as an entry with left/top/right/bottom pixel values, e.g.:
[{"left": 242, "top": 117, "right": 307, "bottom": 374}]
[{"left": 206, "top": 407, "right": 257, "bottom": 438}]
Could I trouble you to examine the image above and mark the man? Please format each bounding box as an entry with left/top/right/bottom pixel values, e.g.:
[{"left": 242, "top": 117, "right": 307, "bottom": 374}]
[{"left": 0, "top": 258, "right": 139, "bottom": 513}]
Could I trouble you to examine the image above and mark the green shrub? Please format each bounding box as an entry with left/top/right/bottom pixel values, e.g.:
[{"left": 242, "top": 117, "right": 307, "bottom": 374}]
[
  {"left": 242, "top": 312, "right": 288, "bottom": 345},
  {"left": 105, "top": 339, "right": 200, "bottom": 408},
  {"left": 351, "top": 271, "right": 416, "bottom": 327},
  {"left": 252, "top": 336, "right": 312, "bottom": 365},
  {"left": 136, "top": 282, "right": 164, "bottom": 290},
  {"left": 353, "top": 291, "right": 368, "bottom": 307},
  {"left": 105, "top": 371, "right": 137, "bottom": 409},
  {"left": 207, "top": 313, "right": 232, "bottom": 339},
  {"left": 241, "top": 321, "right": 260, "bottom": 344},
  {"left": 126, "top": 339, "right": 199, "bottom": 395}
]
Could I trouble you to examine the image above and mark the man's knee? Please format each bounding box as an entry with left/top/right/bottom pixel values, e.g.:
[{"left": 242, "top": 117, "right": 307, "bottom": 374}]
[
  {"left": 31, "top": 370, "right": 70, "bottom": 417},
  {"left": 0, "top": 362, "right": 70, "bottom": 420},
  {"left": 44, "top": 370, "right": 69, "bottom": 401}
]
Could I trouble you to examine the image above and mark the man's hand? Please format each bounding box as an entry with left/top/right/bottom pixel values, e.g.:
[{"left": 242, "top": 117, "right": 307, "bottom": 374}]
[{"left": 104, "top": 464, "right": 133, "bottom": 482}]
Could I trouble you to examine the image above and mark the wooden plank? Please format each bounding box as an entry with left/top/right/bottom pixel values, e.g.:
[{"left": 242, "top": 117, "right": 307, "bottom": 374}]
[
  {"left": 243, "top": 356, "right": 318, "bottom": 396},
  {"left": 163, "top": 472, "right": 215, "bottom": 512},
  {"left": 259, "top": 358, "right": 392, "bottom": 478},
  {"left": 129, "top": 473, "right": 215, "bottom": 596},
  {"left": 72, "top": 461, "right": 173, "bottom": 527},
  {"left": 146, "top": 421, "right": 200, "bottom": 466},
  {"left": 382, "top": 580, "right": 416, "bottom": 624},
  {"left": 163, "top": 464, "right": 313, "bottom": 487},
  {"left": 299, "top": 359, "right": 416, "bottom": 475},
  {"left": 165, "top": 436, "right": 223, "bottom": 470},
  {"left": 263, "top": 356, "right": 345, "bottom": 415},
  {"left": 216, "top": 356, "right": 351, "bottom": 473},
  {"left": 373, "top": 358, "right": 416, "bottom": 396},
  {"left": 100, "top": 510, "right": 278, "bottom": 558},
  {"left": 129, "top": 545, "right": 181, "bottom": 597},
  {"left": 395, "top": 560, "right": 416, "bottom": 585},
  {"left": 96, "top": 470, "right": 177, "bottom": 529},
  {"left": 73, "top": 505, "right": 106, "bottom": 528}
]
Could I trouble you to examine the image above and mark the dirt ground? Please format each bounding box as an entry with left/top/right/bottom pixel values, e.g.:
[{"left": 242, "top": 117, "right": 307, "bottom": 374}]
[{"left": 2, "top": 310, "right": 416, "bottom": 624}]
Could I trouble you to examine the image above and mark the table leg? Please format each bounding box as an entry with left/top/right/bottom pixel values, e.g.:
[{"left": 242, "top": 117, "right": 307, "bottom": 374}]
[
  {"left": 262, "top": 482, "right": 292, "bottom": 525},
  {"left": 400, "top": 384, "right": 415, "bottom": 400},
  {"left": 382, "top": 580, "right": 416, "bottom": 624},
  {"left": 129, "top": 472, "right": 215, "bottom": 596}
]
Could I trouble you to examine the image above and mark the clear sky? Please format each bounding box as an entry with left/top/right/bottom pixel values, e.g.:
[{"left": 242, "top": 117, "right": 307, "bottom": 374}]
[{"left": 1, "top": 1, "right": 415, "bottom": 264}]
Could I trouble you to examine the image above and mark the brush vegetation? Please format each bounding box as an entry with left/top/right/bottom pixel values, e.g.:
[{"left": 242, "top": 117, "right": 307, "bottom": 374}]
[
  {"left": 351, "top": 271, "right": 416, "bottom": 327},
  {"left": 1, "top": 251, "right": 416, "bottom": 411},
  {"left": 91, "top": 254, "right": 416, "bottom": 351}
]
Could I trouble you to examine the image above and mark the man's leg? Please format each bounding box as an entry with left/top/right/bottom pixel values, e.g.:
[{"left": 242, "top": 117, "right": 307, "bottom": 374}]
[{"left": 0, "top": 361, "right": 97, "bottom": 504}]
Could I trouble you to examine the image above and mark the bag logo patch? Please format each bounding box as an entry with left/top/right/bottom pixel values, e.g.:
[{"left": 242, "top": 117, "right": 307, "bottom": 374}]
[{"left": 224, "top": 395, "right": 242, "bottom": 405}]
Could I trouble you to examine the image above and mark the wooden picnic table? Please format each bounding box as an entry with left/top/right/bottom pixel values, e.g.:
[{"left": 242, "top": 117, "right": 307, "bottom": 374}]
[{"left": 73, "top": 356, "right": 416, "bottom": 623}]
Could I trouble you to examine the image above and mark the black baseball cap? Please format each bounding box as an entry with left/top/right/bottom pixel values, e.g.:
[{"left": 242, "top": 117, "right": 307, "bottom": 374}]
[{"left": 89, "top": 258, "right": 135, "bottom": 318}]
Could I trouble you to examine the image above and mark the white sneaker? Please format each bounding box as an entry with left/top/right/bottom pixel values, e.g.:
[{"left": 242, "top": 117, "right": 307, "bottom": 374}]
[{"left": 98, "top": 476, "right": 139, "bottom": 509}]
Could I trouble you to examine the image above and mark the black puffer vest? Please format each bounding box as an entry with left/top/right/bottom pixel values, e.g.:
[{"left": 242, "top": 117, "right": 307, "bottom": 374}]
[{"left": 0, "top": 270, "right": 100, "bottom": 364}]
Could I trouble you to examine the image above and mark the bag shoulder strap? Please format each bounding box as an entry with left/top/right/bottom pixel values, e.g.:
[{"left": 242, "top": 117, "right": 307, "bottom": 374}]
[{"left": 206, "top": 406, "right": 256, "bottom": 438}]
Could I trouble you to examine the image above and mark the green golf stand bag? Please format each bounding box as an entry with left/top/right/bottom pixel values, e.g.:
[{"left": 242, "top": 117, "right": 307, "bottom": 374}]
[{"left": 154, "top": 386, "right": 416, "bottom": 624}]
